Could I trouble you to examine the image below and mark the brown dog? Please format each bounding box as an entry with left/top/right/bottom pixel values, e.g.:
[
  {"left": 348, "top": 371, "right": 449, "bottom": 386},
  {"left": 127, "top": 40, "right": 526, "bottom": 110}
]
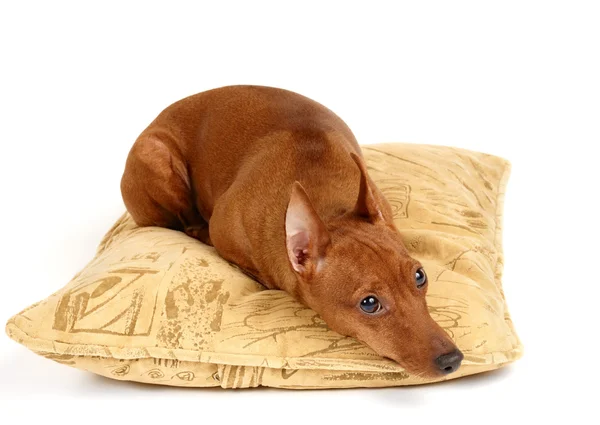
[{"left": 121, "top": 85, "right": 463, "bottom": 377}]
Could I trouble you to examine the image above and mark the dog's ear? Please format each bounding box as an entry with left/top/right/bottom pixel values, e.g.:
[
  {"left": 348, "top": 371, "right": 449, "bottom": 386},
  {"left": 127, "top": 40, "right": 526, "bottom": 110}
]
[
  {"left": 350, "top": 152, "right": 384, "bottom": 223},
  {"left": 285, "top": 181, "right": 331, "bottom": 276}
]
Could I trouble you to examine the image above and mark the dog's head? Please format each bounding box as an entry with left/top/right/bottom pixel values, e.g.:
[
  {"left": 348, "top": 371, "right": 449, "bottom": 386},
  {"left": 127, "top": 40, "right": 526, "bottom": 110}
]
[{"left": 285, "top": 153, "right": 462, "bottom": 378}]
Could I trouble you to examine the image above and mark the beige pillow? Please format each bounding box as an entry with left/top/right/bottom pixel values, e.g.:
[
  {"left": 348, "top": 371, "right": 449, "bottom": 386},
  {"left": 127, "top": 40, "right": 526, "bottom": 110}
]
[{"left": 5, "top": 143, "right": 522, "bottom": 389}]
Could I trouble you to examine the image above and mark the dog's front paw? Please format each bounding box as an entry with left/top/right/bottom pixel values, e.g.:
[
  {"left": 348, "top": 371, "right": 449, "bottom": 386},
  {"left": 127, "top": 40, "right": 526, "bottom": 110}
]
[{"left": 184, "top": 225, "right": 212, "bottom": 246}]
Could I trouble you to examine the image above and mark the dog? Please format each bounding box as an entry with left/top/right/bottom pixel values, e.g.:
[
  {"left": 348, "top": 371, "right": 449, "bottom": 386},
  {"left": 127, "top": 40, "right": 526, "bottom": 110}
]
[{"left": 121, "top": 85, "right": 463, "bottom": 377}]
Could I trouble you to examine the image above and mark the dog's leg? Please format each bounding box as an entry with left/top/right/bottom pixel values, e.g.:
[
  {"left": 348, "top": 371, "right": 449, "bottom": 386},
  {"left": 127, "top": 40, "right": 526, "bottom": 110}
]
[{"left": 121, "top": 134, "right": 210, "bottom": 244}]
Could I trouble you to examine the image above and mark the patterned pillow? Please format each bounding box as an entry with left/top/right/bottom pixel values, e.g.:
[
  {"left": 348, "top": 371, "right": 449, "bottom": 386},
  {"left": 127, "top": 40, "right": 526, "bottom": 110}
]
[{"left": 5, "top": 143, "right": 522, "bottom": 389}]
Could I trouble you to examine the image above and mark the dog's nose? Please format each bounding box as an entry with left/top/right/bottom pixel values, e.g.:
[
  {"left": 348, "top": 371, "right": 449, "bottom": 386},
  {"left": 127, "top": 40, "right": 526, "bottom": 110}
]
[{"left": 435, "top": 349, "right": 464, "bottom": 374}]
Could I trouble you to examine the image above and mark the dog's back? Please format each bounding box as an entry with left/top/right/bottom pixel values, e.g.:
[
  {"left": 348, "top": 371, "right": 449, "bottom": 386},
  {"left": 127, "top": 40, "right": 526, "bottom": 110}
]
[{"left": 137, "top": 85, "right": 363, "bottom": 216}]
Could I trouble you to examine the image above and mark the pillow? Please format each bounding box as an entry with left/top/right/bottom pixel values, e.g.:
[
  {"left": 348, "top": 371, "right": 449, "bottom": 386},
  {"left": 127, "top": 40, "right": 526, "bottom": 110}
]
[{"left": 5, "top": 143, "right": 522, "bottom": 389}]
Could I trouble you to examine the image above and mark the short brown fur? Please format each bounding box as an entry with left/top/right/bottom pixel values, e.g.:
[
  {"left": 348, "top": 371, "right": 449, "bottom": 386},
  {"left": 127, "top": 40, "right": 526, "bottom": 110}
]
[{"left": 121, "top": 85, "right": 462, "bottom": 377}]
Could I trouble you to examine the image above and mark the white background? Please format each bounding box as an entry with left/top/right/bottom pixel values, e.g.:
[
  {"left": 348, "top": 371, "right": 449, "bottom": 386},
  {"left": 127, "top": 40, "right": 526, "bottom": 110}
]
[{"left": 1, "top": 1, "right": 598, "bottom": 423}]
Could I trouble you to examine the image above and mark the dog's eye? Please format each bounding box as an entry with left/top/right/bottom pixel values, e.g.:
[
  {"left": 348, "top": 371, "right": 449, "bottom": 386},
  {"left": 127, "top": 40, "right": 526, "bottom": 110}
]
[
  {"left": 416, "top": 268, "right": 427, "bottom": 288},
  {"left": 360, "top": 296, "right": 381, "bottom": 314}
]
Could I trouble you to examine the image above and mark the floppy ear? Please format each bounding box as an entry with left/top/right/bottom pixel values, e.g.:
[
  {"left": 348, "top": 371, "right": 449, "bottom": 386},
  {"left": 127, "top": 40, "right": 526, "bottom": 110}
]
[
  {"left": 350, "top": 152, "right": 384, "bottom": 223},
  {"left": 285, "top": 182, "right": 331, "bottom": 276}
]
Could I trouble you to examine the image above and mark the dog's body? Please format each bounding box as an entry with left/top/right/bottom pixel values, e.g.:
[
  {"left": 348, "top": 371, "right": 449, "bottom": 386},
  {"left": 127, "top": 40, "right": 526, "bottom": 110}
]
[{"left": 121, "top": 85, "right": 463, "bottom": 377}]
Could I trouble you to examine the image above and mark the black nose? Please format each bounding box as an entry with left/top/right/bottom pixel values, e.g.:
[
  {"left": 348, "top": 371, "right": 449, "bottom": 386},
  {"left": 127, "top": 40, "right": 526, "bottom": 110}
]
[{"left": 435, "top": 349, "right": 464, "bottom": 374}]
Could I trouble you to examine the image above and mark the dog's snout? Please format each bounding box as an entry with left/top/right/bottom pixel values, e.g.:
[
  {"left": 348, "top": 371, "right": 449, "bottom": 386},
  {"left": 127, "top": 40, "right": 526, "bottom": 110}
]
[{"left": 435, "top": 349, "right": 464, "bottom": 375}]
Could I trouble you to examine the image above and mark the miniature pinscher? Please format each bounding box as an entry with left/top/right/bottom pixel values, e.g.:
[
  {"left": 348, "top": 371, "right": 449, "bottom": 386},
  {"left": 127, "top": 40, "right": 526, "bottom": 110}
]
[{"left": 121, "top": 85, "right": 463, "bottom": 377}]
